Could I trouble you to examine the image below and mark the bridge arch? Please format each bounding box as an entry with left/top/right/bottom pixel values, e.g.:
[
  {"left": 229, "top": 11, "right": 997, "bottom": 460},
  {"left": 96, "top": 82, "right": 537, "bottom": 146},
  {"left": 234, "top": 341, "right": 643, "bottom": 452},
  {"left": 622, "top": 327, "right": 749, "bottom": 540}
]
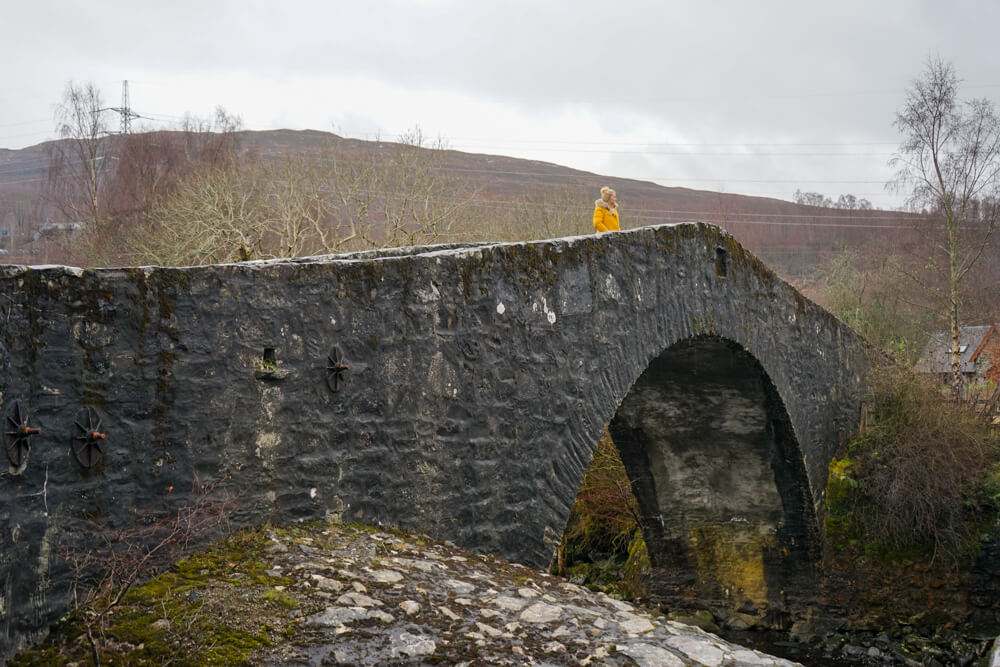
[{"left": 605, "top": 333, "right": 818, "bottom": 615}]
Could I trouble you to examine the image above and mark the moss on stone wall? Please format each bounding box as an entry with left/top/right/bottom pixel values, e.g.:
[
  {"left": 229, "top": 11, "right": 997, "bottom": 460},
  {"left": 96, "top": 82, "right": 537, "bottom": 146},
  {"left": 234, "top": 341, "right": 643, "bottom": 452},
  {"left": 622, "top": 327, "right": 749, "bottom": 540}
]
[{"left": 688, "top": 522, "right": 775, "bottom": 608}]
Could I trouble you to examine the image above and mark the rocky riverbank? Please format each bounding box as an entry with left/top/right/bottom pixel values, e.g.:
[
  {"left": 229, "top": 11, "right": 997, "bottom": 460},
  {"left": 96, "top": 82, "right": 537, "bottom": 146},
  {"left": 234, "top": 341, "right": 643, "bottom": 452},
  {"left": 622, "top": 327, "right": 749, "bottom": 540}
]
[
  {"left": 550, "top": 551, "right": 1000, "bottom": 665},
  {"left": 12, "top": 521, "right": 800, "bottom": 666}
]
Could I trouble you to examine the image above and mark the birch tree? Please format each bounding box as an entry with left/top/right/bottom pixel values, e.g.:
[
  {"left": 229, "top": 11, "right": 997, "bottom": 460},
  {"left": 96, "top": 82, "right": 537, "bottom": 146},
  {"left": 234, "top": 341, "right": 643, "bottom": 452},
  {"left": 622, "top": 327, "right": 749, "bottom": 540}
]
[{"left": 890, "top": 56, "right": 1000, "bottom": 398}]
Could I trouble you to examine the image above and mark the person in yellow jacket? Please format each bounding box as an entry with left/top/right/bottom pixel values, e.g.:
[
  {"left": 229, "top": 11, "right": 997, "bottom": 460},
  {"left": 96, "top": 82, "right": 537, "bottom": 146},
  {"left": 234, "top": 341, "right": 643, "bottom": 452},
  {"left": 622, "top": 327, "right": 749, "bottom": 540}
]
[{"left": 593, "top": 186, "right": 620, "bottom": 233}]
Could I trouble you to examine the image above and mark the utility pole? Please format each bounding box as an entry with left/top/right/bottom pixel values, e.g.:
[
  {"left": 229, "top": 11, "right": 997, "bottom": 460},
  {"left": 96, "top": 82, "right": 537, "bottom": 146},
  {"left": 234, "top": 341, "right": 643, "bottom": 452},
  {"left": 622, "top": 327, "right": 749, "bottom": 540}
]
[{"left": 109, "top": 80, "right": 140, "bottom": 134}]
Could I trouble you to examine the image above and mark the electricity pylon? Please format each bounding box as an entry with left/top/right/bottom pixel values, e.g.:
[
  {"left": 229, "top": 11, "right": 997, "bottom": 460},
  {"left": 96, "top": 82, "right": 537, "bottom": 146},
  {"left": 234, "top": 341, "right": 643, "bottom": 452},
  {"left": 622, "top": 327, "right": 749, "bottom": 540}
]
[{"left": 109, "top": 80, "right": 140, "bottom": 134}]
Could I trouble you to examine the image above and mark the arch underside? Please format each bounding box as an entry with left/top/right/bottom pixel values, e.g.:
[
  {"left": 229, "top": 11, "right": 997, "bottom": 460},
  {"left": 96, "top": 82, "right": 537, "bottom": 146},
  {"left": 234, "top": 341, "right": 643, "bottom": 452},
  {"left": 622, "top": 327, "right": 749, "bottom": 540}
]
[{"left": 609, "top": 335, "right": 819, "bottom": 617}]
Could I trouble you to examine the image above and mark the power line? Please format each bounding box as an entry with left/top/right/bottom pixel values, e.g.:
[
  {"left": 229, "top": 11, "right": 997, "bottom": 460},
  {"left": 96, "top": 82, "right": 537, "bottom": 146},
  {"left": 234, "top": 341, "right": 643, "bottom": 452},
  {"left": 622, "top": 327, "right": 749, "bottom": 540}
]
[
  {"left": 0, "top": 119, "right": 51, "bottom": 129},
  {"left": 425, "top": 165, "right": 899, "bottom": 185},
  {"left": 0, "top": 162, "right": 908, "bottom": 188},
  {"left": 422, "top": 137, "right": 902, "bottom": 148},
  {"left": 446, "top": 146, "right": 895, "bottom": 157},
  {"left": 288, "top": 187, "right": 928, "bottom": 227}
]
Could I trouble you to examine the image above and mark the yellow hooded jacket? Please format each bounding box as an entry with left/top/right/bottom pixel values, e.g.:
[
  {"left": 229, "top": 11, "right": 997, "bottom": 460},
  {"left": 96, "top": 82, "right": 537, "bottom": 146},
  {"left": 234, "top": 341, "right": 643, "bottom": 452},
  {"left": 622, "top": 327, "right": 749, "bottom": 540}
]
[{"left": 593, "top": 199, "right": 620, "bottom": 233}]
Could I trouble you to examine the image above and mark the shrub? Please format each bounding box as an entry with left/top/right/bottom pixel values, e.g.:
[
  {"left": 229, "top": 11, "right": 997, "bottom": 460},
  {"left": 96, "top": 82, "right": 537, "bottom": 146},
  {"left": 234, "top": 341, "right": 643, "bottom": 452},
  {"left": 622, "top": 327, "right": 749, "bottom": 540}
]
[
  {"left": 557, "top": 432, "right": 642, "bottom": 570},
  {"left": 836, "top": 361, "right": 999, "bottom": 561}
]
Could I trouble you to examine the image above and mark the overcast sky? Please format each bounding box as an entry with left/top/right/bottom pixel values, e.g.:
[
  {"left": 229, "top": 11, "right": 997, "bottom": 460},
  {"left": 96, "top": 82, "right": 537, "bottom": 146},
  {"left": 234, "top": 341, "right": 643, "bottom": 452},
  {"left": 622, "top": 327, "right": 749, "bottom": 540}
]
[{"left": 3, "top": 0, "right": 999, "bottom": 209}]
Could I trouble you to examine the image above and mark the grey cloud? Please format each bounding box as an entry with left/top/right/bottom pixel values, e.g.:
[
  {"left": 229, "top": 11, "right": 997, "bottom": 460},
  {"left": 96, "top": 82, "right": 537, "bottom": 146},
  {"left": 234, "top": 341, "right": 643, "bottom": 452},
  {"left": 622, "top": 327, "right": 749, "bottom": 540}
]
[{"left": 3, "top": 0, "right": 999, "bottom": 205}]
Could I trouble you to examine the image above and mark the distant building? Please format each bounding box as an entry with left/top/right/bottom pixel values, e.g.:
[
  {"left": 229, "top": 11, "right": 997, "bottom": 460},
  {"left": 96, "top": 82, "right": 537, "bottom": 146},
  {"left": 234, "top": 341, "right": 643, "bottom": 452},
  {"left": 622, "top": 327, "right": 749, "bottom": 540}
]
[
  {"left": 32, "top": 221, "right": 83, "bottom": 242},
  {"left": 914, "top": 325, "right": 1000, "bottom": 385}
]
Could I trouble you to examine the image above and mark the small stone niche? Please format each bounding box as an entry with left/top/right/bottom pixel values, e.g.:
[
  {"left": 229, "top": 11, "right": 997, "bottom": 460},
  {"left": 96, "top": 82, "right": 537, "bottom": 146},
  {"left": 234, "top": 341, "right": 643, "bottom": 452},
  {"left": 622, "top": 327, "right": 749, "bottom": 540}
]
[
  {"left": 254, "top": 346, "right": 290, "bottom": 381},
  {"left": 715, "top": 247, "right": 728, "bottom": 279}
]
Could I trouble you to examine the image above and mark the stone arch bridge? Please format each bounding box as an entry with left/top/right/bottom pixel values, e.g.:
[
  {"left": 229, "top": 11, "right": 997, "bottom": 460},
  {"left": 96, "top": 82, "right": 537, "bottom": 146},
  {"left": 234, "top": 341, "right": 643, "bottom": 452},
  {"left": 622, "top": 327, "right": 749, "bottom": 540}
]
[{"left": 0, "top": 223, "right": 869, "bottom": 657}]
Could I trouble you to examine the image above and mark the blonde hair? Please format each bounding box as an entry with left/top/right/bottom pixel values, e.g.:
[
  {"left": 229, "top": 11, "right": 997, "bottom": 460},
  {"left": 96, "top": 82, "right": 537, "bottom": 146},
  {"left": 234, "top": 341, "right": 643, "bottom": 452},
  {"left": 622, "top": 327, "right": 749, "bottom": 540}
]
[{"left": 600, "top": 186, "right": 616, "bottom": 202}]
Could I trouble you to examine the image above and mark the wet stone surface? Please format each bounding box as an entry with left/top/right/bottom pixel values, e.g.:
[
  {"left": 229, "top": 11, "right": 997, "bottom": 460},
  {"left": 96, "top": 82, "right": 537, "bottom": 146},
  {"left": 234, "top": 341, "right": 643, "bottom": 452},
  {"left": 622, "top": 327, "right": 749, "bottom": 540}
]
[{"left": 254, "top": 523, "right": 800, "bottom": 666}]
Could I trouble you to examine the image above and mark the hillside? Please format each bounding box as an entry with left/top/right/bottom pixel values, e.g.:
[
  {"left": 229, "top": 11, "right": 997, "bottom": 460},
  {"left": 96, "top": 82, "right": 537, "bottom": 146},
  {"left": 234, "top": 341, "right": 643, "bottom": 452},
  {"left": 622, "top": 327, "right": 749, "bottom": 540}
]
[{"left": 0, "top": 129, "right": 916, "bottom": 277}]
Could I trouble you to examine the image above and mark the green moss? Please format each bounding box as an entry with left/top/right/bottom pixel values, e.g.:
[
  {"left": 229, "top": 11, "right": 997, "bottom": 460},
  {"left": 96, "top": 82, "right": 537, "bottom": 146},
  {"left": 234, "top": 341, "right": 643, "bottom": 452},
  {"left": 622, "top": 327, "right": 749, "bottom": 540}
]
[
  {"left": 826, "top": 457, "right": 857, "bottom": 512},
  {"left": 262, "top": 588, "right": 298, "bottom": 610},
  {"left": 10, "top": 528, "right": 289, "bottom": 666}
]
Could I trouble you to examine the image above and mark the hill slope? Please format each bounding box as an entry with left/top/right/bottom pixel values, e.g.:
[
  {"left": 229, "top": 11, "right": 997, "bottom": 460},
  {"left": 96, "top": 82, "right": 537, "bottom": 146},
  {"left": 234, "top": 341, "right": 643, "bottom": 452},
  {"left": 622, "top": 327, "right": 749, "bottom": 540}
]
[{"left": 0, "top": 129, "right": 915, "bottom": 276}]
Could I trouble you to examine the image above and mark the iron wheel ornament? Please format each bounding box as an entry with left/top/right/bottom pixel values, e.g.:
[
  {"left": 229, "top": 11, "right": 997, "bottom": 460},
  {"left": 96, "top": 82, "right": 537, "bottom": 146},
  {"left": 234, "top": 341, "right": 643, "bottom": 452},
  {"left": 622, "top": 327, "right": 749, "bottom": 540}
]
[
  {"left": 5, "top": 401, "right": 40, "bottom": 468},
  {"left": 72, "top": 408, "right": 106, "bottom": 468},
  {"left": 326, "top": 346, "right": 350, "bottom": 392}
]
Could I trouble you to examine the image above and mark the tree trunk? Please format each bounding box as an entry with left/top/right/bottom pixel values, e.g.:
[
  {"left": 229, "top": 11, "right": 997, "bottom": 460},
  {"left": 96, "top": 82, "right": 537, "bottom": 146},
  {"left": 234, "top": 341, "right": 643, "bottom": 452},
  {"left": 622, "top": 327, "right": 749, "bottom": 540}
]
[{"left": 949, "top": 243, "right": 963, "bottom": 401}]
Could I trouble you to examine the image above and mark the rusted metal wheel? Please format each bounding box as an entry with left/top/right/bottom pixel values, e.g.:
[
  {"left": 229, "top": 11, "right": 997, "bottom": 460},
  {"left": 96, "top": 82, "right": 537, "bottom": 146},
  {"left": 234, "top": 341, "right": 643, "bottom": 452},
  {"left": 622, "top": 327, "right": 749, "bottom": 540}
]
[
  {"left": 72, "top": 408, "right": 106, "bottom": 468},
  {"left": 5, "top": 401, "right": 39, "bottom": 468},
  {"left": 326, "top": 346, "right": 350, "bottom": 392}
]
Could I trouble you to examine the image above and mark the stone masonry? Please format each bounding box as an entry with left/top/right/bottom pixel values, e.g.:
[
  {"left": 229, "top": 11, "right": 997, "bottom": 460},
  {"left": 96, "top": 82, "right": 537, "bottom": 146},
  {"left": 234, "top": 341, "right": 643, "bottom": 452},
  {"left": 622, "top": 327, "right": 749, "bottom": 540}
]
[{"left": 0, "top": 223, "right": 869, "bottom": 660}]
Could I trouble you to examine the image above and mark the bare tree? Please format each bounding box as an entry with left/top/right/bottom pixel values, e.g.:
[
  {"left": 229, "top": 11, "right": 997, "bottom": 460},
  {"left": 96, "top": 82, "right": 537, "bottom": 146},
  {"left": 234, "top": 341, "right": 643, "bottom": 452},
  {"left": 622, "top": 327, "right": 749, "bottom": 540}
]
[
  {"left": 109, "top": 108, "right": 243, "bottom": 240},
  {"left": 326, "top": 128, "right": 479, "bottom": 248},
  {"left": 178, "top": 106, "right": 244, "bottom": 167},
  {"left": 793, "top": 189, "right": 873, "bottom": 210},
  {"left": 794, "top": 189, "right": 833, "bottom": 207},
  {"left": 128, "top": 160, "right": 269, "bottom": 265},
  {"left": 262, "top": 153, "right": 342, "bottom": 257},
  {"left": 518, "top": 185, "right": 592, "bottom": 240},
  {"left": 835, "top": 193, "right": 873, "bottom": 210},
  {"left": 890, "top": 56, "right": 1000, "bottom": 398},
  {"left": 48, "top": 81, "right": 116, "bottom": 236}
]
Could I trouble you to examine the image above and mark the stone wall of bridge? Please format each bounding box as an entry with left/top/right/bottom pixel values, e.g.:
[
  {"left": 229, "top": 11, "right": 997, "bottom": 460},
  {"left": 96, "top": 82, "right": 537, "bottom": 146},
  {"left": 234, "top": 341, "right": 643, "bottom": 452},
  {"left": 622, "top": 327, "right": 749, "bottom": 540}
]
[{"left": 0, "top": 223, "right": 870, "bottom": 658}]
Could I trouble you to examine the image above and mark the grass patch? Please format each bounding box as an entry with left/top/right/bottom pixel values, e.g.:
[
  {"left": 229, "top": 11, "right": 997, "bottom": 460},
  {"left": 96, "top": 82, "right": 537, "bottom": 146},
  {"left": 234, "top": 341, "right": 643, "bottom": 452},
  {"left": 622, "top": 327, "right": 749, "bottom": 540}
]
[{"left": 262, "top": 588, "right": 299, "bottom": 610}]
